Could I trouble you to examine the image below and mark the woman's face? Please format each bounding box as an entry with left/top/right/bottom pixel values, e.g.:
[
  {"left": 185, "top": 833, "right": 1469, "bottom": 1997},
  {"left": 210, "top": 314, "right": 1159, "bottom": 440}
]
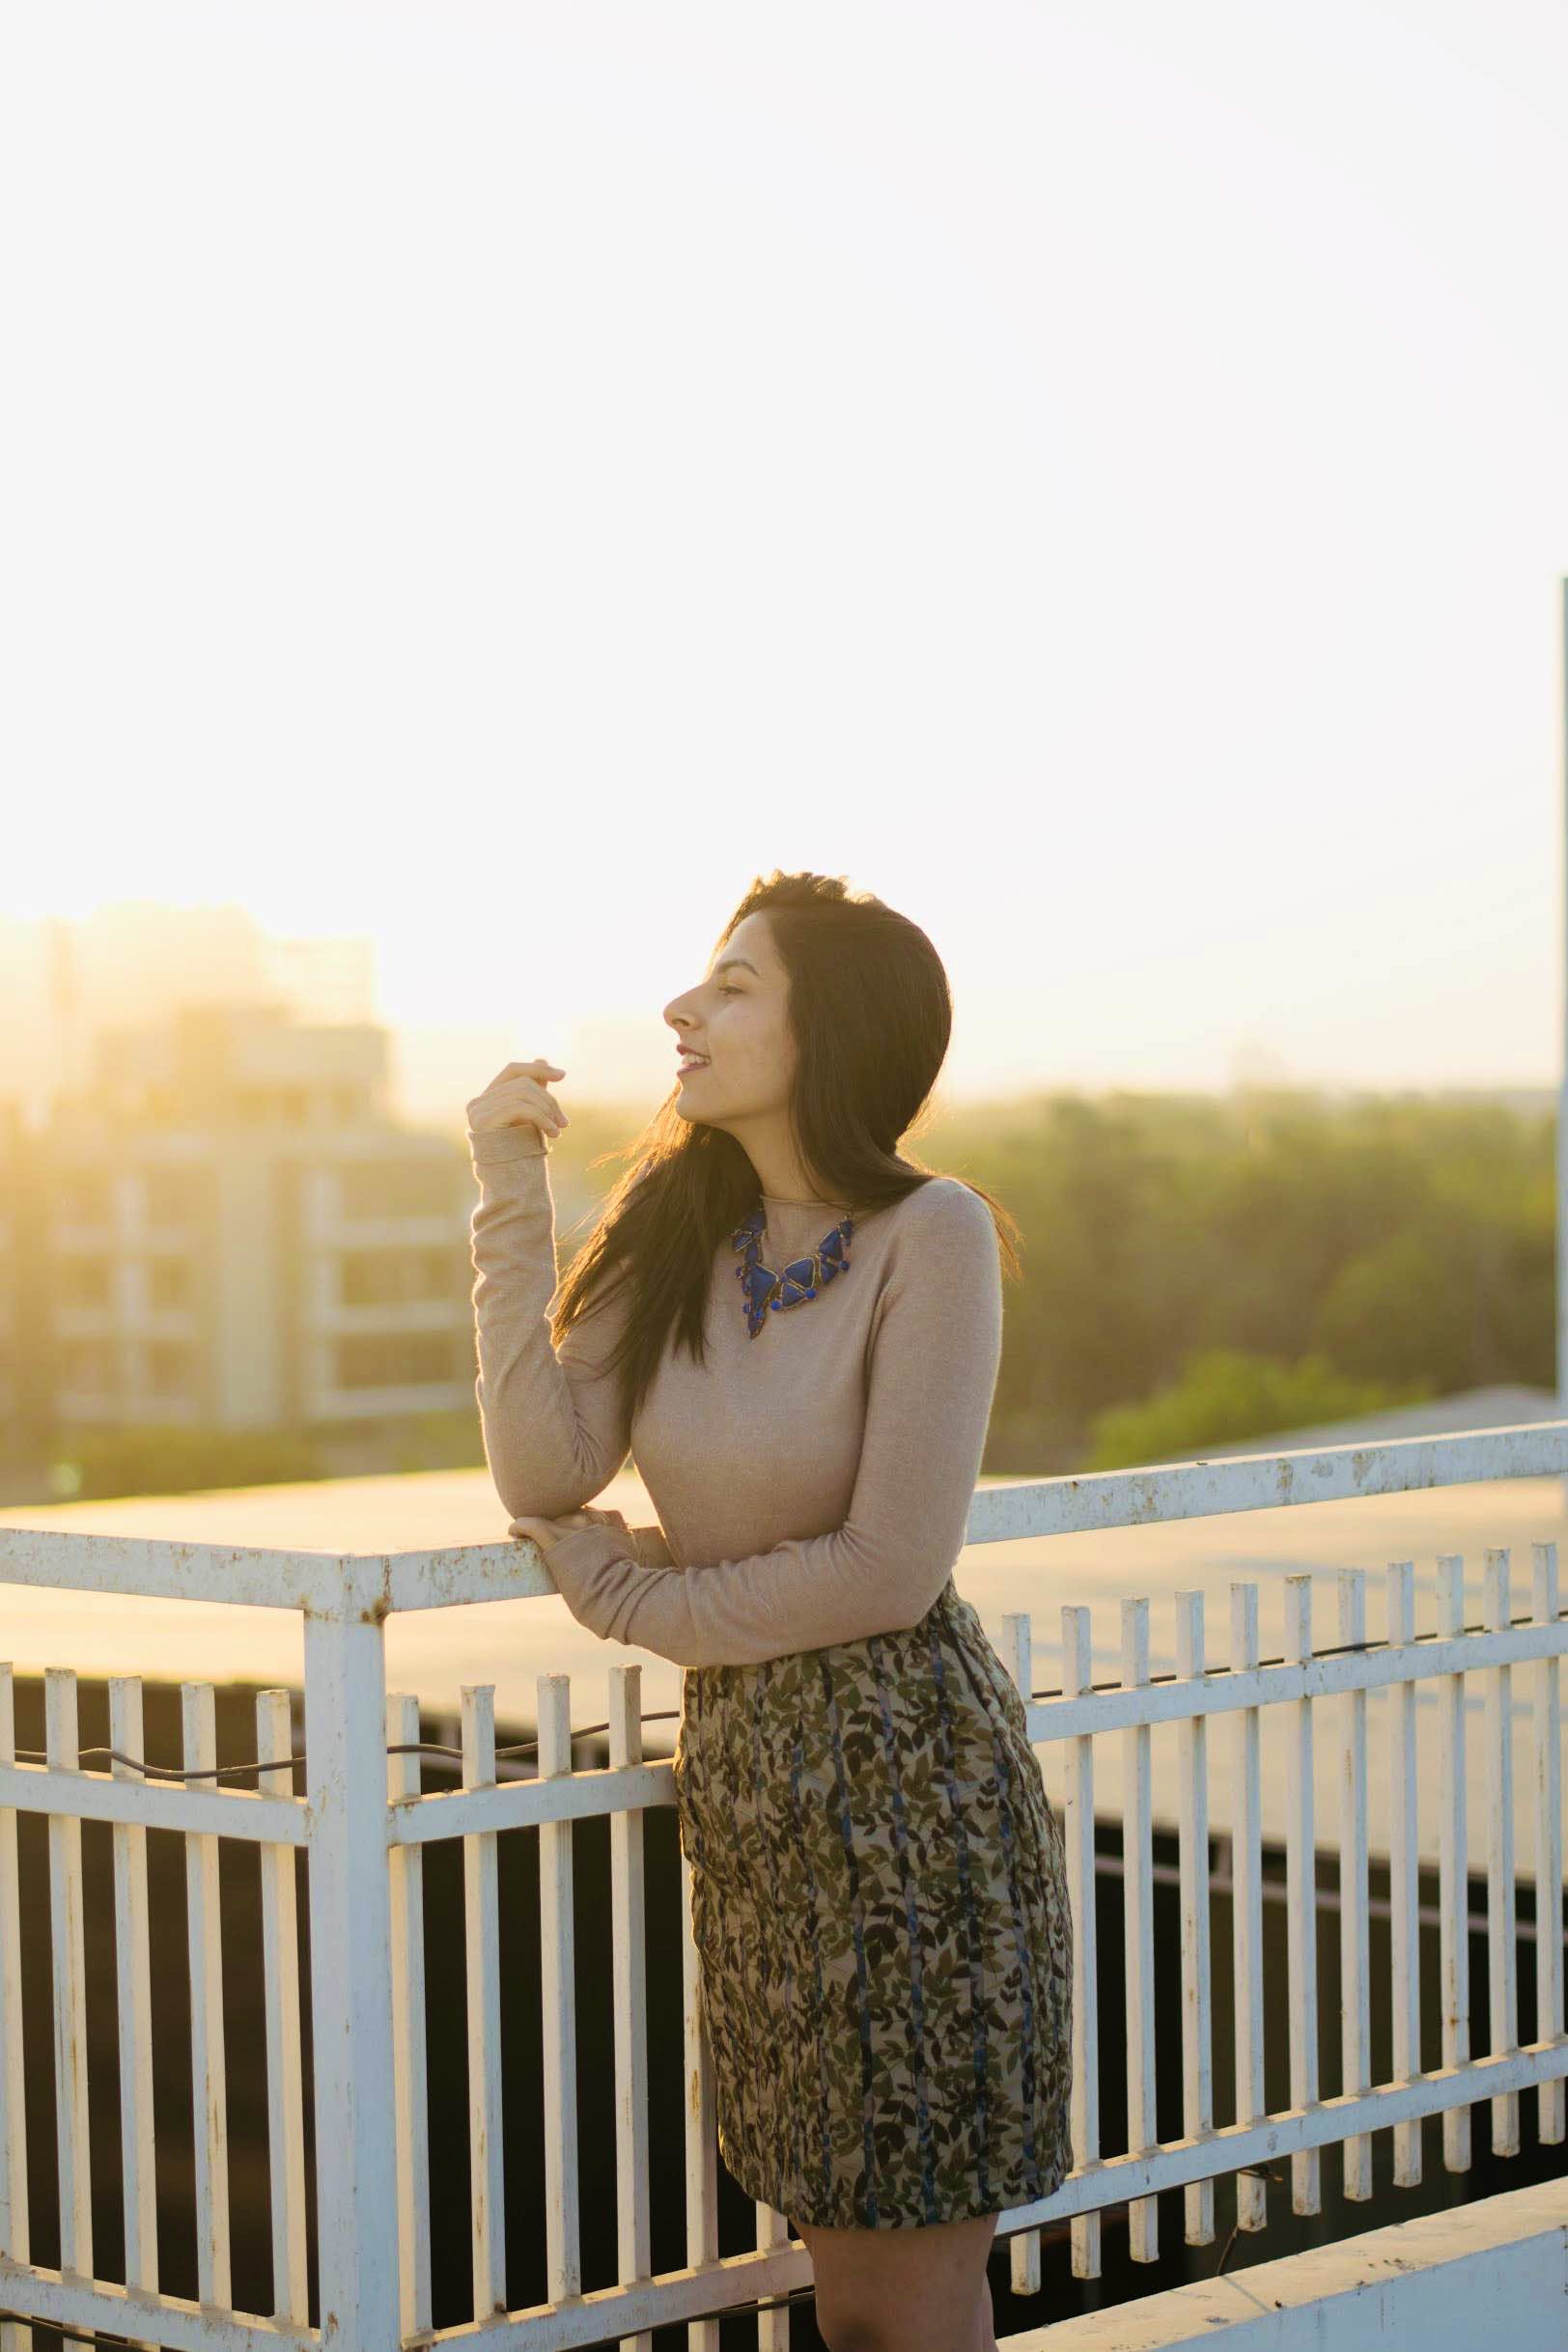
[{"left": 662, "top": 911, "right": 796, "bottom": 1126}]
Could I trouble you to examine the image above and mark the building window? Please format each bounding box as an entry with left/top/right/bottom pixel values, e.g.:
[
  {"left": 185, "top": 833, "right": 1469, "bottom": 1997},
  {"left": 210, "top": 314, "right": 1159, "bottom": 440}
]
[
  {"left": 60, "top": 1339, "right": 113, "bottom": 1394},
  {"left": 336, "top": 1333, "right": 457, "bottom": 1388},
  {"left": 341, "top": 1248, "right": 462, "bottom": 1306},
  {"left": 60, "top": 1174, "right": 111, "bottom": 1225},
  {"left": 339, "top": 1162, "right": 456, "bottom": 1219},
  {"left": 150, "top": 1257, "right": 191, "bottom": 1309},
  {"left": 144, "top": 1170, "right": 191, "bottom": 1226},
  {"left": 61, "top": 1257, "right": 112, "bottom": 1308},
  {"left": 342, "top": 1252, "right": 402, "bottom": 1307},
  {"left": 415, "top": 1246, "right": 461, "bottom": 1299},
  {"left": 148, "top": 1342, "right": 189, "bottom": 1398}
]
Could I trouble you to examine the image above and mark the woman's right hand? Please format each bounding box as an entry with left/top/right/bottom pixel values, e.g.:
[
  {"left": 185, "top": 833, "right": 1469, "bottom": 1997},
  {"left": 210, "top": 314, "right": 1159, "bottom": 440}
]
[{"left": 466, "top": 1058, "right": 571, "bottom": 1141}]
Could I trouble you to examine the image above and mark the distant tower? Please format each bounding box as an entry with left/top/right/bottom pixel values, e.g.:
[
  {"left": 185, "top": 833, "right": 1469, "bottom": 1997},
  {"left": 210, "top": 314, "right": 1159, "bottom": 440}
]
[
  {"left": 265, "top": 936, "right": 378, "bottom": 1026},
  {"left": 44, "top": 916, "right": 87, "bottom": 1101}
]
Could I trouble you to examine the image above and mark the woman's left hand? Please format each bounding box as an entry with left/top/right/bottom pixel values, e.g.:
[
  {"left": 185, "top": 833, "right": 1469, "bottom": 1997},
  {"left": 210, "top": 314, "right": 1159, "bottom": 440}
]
[{"left": 510, "top": 1505, "right": 629, "bottom": 1557}]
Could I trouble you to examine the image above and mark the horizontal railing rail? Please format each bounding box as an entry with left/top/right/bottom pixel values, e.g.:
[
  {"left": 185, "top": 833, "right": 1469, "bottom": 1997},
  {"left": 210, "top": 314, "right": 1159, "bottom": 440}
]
[
  {"left": 3, "top": 1416, "right": 1565, "bottom": 1610},
  {"left": 0, "top": 1417, "right": 1564, "bottom": 2350}
]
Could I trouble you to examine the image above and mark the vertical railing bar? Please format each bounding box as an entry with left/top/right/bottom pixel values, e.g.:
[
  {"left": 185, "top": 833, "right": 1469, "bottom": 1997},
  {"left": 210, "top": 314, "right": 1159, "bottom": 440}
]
[
  {"left": 536, "top": 1675, "right": 583, "bottom": 2315},
  {"left": 44, "top": 1669, "right": 93, "bottom": 2278},
  {"left": 1061, "top": 1607, "right": 1101, "bottom": 2280},
  {"left": 1174, "top": 1592, "right": 1214, "bottom": 2245},
  {"left": 1483, "top": 1550, "right": 1520, "bottom": 2158},
  {"left": 1282, "top": 1577, "right": 1320, "bottom": 2215},
  {"left": 1386, "top": 1561, "right": 1423, "bottom": 2187},
  {"left": 1001, "top": 1609, "right": 1046, "bottom": 2297},
  {"left": 462, "top": 1684, "right": 508, "bottom": 2322},
  {"left": 385, "top": 1693, "right": 433, "bottom": 2345},
  {"left": 1228, "top": 1584, "right": 1267, "bottom": 2232},
  {"left": 605, "top": 1666, "right": 656, "bottom": 2352},
  {"left": 301, "top": 1598, "right": 402, "bottom": 2352},
  {"left": 1530, "top": 1540, "right": 1564, "bottom": 2145},
  {"left": 1436, "top": 1554, "right": 1471, "bottom": 2173},
  {"left": 751, "top": 2209, "right": 794, "bottom": 2352},
  {"left": 1121, "top": 1596, "right": 1158, "bottom": 2261},
  {"left": 258, "top": 1690, "right": 310, "bottom": 2328},
  {"left": 107, "top": 1677, "right": 158, "bottom": 2341},
  {"left": 0, "top": 1664, "right": 32, "bottom": 2352},
  {"left": 681, "top": 1702, "right": 720, "bottom": 2352},
  {"left": 182, "top": 1682, "right": 232, "bottom": 2310},
  {"left": 1337, "top": 1570, "right": 1372, "bottom": 2199}
]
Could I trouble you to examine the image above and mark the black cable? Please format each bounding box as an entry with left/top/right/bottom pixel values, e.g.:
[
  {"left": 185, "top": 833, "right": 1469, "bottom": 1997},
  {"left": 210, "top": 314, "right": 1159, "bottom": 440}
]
[
  {"left": 1212, "top": 2165, "right": 1287, "bottom": 2276},
  {"left": 12, "top": 1604, "right": 1559, "bottom": 1783}
]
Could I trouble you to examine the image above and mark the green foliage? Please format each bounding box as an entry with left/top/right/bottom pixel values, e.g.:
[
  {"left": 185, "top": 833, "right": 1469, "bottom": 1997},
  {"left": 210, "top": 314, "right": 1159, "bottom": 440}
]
[
  {"left": 1085, "top": 1348, "right": 1435, "bottom": 1470},
  {"left": 929, "top": 1086, "right": 1555, "bottom": 1474},
  {"left": 32, "top": 1089, "right": 1556, "bottom": 1499},
  {"left": 39, "top": 1412, "right": 489, "bottom": 1502},
  {"left": 47, "top": 1424, "right": 323, "bottom": 1502},
  {"left": 389, "top": 1411, "right": 489, "bottom": 1474}
]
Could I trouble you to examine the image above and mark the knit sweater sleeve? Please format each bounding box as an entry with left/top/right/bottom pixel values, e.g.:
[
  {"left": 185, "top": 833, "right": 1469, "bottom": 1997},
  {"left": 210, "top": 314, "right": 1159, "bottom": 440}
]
[
  {"left": 540, "top": 1179, "right": 1004, "bottom": 1666},
  {"left": 467, "top": 1123, "right": 669, "bottom": 1562}
]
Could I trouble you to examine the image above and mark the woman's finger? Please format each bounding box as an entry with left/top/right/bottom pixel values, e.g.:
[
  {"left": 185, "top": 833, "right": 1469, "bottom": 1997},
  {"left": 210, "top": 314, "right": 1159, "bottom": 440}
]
[{"left": 467, "top": 1069, "right": 570, "bottom": 1135}]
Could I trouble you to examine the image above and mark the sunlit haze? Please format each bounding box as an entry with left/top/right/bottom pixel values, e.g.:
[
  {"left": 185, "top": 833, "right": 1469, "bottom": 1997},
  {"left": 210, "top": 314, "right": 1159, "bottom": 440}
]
[{"left": 7, "top": 1, "right": 1567, "bottom": 1124}]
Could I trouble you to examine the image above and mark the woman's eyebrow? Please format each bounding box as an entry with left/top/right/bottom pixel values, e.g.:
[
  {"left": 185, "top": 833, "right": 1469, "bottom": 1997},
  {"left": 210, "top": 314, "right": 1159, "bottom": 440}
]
[{"left": 712, "top": 956, "right": 760, "bottom": 978}]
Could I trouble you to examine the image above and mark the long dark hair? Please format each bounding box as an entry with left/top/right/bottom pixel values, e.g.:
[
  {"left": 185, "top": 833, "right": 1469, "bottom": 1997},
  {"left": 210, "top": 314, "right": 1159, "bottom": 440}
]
[{"left": 552, "top": 869, "right": 1023, "bottom": 1430}]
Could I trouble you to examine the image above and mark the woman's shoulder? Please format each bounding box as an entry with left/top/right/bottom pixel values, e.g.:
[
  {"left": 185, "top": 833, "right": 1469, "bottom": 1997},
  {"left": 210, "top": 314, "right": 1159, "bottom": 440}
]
[{"left": 875, "top": 1174, "right": 995, "bottom": 1246}]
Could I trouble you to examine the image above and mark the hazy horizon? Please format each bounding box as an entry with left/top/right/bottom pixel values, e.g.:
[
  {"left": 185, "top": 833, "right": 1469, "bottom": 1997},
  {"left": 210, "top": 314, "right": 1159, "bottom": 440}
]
[{"left": 2, "top": 896, "right": 1565, "bottom": 1136}]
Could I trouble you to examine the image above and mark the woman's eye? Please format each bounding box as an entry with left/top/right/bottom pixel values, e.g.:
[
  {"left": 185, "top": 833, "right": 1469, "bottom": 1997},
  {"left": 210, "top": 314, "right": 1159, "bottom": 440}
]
[{"left": 718, "top": 984, "right": 742, "bottom": 996}]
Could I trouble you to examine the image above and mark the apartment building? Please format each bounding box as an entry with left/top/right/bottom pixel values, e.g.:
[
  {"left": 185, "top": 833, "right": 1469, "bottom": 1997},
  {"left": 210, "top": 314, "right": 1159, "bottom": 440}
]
[{"left": 13, "top": 1001, "right": 487, "bottom": 1438}]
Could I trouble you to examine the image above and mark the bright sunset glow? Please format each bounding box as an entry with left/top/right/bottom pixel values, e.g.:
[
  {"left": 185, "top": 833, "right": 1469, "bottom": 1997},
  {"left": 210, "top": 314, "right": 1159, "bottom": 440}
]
[{"left": 6, "top": 2, "right": 1566, "bottom": 1107}]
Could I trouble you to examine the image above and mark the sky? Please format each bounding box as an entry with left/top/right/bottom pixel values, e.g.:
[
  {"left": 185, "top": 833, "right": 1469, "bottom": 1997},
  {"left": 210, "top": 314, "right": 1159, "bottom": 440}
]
[{"left": 5, "top": 0, "right": 1568, "bottom": 1112}]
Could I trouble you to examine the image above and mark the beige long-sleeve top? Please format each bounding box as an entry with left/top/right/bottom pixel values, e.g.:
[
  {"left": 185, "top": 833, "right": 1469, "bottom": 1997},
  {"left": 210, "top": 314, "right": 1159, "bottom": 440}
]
[{"left": 466, "top": 1119, "right": 1004, "bottom": 1669}]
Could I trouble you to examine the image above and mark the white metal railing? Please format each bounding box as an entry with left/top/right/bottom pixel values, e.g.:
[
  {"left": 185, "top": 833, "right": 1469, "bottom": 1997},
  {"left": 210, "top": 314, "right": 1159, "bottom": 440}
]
[{"left": 0, "top": 1419, "right": 1564, "bottom": 2351}]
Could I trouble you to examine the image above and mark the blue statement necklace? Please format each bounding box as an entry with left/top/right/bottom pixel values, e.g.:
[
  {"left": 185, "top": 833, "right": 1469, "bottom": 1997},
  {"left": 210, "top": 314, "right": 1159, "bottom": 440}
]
[{"left": 729, "top": 1199, "right": 856, "bottom": 1339}]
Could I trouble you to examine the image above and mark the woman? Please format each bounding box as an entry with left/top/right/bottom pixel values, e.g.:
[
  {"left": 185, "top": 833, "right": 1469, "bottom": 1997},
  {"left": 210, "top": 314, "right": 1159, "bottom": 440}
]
[{"left": 465, "top": 870, "right": 1073, "bottom": 2352}]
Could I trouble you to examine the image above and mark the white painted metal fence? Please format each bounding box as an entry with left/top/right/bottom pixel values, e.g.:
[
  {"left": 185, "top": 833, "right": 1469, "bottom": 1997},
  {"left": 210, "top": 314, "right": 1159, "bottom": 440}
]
[{"left": 0, "top": 1421, "right": 1565, "bottom": 2350}]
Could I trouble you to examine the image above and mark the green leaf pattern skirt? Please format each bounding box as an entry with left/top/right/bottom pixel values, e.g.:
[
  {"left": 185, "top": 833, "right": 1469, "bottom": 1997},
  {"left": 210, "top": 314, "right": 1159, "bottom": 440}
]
[{"left": 671, "top": 1575, "right": 1075, "bottom": 2230}]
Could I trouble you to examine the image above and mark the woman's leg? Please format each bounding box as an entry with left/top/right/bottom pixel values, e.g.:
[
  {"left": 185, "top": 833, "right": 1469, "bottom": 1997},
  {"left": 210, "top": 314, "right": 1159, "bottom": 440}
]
[
  {"left": 794, "top": 2210, "right": 999, "bottom": 2352},
  {"left": 975, "top": 2262, "right": 997, "bottom": 2351}
]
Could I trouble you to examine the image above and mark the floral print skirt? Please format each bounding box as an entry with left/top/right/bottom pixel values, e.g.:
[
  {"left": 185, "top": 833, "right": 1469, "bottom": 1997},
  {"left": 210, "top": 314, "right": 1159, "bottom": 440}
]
[{"left": 670, "top": 1574, "right": 1075, "bottom": 2230}]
